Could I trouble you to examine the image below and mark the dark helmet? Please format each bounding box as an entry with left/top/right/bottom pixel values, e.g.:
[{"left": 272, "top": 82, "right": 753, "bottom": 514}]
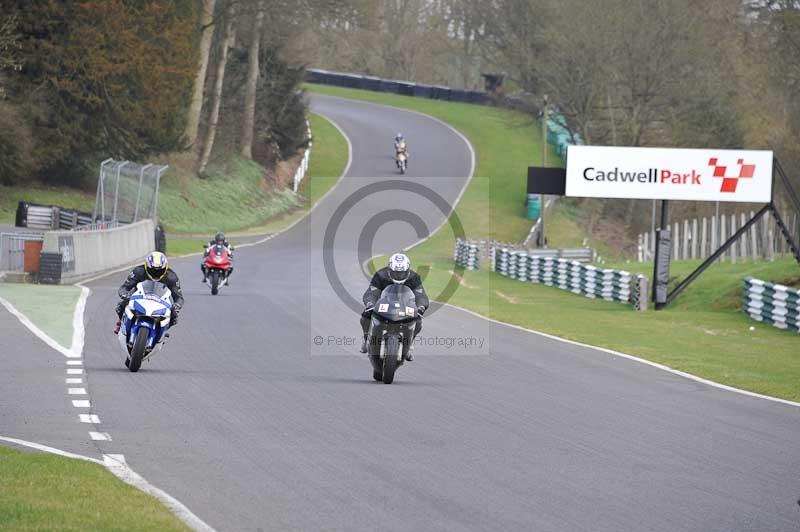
[{"left": 214, "top": 232, "right": 225, "bottom": 245}]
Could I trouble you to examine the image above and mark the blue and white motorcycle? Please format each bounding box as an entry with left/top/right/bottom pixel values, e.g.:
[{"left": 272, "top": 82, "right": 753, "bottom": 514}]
[{"left": 117, "top": 280, "right": 173, "bottom": 372}]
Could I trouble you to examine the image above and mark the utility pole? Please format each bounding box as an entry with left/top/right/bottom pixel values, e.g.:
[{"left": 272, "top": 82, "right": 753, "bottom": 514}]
[{"left": 538, "top": 94, "right": 549, "bottom": 247}]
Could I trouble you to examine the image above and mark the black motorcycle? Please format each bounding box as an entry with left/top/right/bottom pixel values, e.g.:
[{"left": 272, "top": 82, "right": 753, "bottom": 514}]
[{"left": 366, "top": 284, "right": 418, "bottom": 384}]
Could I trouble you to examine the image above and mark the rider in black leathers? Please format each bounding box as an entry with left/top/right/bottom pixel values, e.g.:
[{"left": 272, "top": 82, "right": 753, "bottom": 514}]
[
  {"left": 359, "top": 253, "right": 428, "bottom": 360},
  {"left": 113, "top": 253, "right": 184, "bottom": 334}
]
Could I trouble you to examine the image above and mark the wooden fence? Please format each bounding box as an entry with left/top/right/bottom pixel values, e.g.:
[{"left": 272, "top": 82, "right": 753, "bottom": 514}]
[{"left": 636, "top": 212, "right": 799, "bottom": 263}]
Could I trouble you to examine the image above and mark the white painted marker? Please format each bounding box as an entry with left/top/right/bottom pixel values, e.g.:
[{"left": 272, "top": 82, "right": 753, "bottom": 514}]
[
  {"left": 66, "top": 360, "right": 83, "bottom": 366},
  {"left": 68, "top": 387, "right": 87, "bottom": 395},
  {"left": 65, "top": 378, "right": 82, "bottom": 384},
  {"left": 79, "top": 414, "right": 100, "bottom": 424},
  {"left": 67, "top": 368, "right": 83, "bottom": 375},
  {"left": 71, "top": 400, "right": 90, "bottom": 408},
  {"left": 89, "top": 431, "right": 111, "bottom": 441}
]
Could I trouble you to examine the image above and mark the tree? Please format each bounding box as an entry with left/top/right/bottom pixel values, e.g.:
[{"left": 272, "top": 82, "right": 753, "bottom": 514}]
[
  {"left": 198, "top": 1, "right": 235, "bottom": 173},
  {"left": 184, "top": 0, "right": 217, "bottom": 149},
  {"left": 15, "top": 0, "right": 198, "bottom": 183},
  {"left": 240, "top": 0, "right": 265, "bottom": 159}
]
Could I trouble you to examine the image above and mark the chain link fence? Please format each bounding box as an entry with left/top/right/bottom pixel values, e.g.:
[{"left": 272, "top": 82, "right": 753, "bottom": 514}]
[{"left": 93, "top": 159, "right": 168, "bottom": 223}]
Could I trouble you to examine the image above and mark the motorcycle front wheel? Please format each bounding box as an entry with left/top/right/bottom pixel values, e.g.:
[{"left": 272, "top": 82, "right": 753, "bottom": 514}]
[
  {"left": 128, "top": 327, "right": 148, "bottom": 372},
  {"left": 382, "top": 335, "right": 400, "bottom": 384},
  {"left": 210, "top": 270, "right": 220, "bottom": 295}
]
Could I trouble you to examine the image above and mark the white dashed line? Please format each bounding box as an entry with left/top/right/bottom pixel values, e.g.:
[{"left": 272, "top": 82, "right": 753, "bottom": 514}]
[
  {"left": 67, "top": 387, "right": 87, "bottom": 395},
  {"left": 66, "top": 360, "right": 83, "bottom": 366},
  {"left": 67, "top": 368, "right": 83, "bottom": 375},
  {"left": 89, "top": 431, "right": 111, "bottom": 441},
  {"left": 71, "top": 400, "right": 90, "bottom": 408},
  {"left": 79, "top": 414, "right": 100, "bottom": 424},
  {"left": 66, "top": 378, "right": 82, "bottom": 384}
]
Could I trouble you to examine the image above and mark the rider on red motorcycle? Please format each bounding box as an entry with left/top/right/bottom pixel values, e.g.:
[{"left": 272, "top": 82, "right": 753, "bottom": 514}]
[{"left": 202, "top": 232, "right": 234, "bottom": 285}]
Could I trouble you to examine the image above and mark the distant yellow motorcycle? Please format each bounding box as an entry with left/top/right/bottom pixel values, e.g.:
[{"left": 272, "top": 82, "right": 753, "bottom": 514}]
[{"left": 395, "top": 142, "right": 408, "bottom": 174}]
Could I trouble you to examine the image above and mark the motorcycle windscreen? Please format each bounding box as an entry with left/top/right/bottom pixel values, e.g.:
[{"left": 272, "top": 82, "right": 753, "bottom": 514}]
[
  {"left": 139, "top": 280, "right": 170, "bottom": 298},
  {"left": 376, "top": 284, "right": 417, "bottom": 321}
]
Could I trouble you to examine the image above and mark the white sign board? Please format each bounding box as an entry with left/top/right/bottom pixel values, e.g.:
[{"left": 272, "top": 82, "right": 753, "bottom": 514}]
[{"left": 566, "top": 146, "right": 773, "bottom": 203}]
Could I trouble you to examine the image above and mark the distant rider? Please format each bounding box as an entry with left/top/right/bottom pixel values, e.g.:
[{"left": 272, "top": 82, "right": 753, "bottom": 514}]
[
  {"left": 202, "top": 231, "right": 234, "bottom": 285},
  {"left": 394, "top": 132, "right": 408, "bottom": 167},
  {"left": 360, "top": 252, "right": 428, "bottom": 360},
  {"left": 113, "top": 251, "right": 184, "bottom": 334}
]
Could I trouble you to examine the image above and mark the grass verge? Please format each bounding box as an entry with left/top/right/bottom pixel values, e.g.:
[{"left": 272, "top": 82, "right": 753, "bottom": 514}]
[
  {"left": 0, "top": 284, "right": 80, "bottom": 348},
  {"left": 0, "top": 446, "right": 188, "bottom": 531},
  {"left": 167, "top": 111, "right": 348, "bottom": 255},
  {"left": 307, "top": 83, "right": 800, "bottom": 402}
]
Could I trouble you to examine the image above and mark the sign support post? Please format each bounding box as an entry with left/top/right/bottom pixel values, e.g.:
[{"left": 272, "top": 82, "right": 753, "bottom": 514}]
[{"left": 538, "top": 95, "right": 549, "bottom": 247}]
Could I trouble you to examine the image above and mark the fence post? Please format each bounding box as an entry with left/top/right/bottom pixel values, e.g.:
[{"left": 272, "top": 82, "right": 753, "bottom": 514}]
[
  {"left": 637, "top": 234, "right": 643, "bottom": 262},
  {"left": 730, "top": 214, "right": 737, "bottom": 263},
  {"left": 673, "top": 222, "right": 680, "bottom": 260},
  {"left": 749, "top": 210, "right": 758, "bottom": 261},
  {"left": 740, "top": 212, "right": 748, "bottom": 260},
  {"left": 701, "top": 217, "right": 708, "bottom": 259}
]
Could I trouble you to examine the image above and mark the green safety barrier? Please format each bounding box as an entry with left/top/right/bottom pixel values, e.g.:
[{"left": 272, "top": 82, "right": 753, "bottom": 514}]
[{"left": 743, "top": 276, "right": 800, "bottom": 333}]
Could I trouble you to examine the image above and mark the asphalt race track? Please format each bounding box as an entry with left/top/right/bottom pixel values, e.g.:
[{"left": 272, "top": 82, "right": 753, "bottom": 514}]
[{"left": 2, "top": 94, "right": 800, "bottom": 531}]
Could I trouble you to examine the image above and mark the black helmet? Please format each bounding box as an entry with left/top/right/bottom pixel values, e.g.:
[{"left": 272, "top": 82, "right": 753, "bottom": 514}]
[{"left": 214, "top": 232, "right": 225, "bottom": 245}]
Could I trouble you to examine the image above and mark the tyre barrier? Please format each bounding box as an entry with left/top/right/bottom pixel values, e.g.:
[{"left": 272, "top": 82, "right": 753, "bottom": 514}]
[
  {"left": 454, "top": 239, "right": 481, "bottom": 270},
  {"left": 15, "top": 201, "right": 94, "bottom": 231},
  {"left": 494, "top": 248, "right": 639, "bottom": 305},
  {"left": 743, "top": 277, "right": 800, "bottom": 332}
]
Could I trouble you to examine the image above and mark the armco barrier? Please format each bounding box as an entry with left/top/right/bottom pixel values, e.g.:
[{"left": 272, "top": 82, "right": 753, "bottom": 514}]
[
  {"left": 41, "top": 219, "right": 155, "bottom": 284},
  {"left": 494, "top": 248, "right": 640, "bottom": 305},
  {"left": 743, "top": 277, "right": 800, "bottom": 332}
]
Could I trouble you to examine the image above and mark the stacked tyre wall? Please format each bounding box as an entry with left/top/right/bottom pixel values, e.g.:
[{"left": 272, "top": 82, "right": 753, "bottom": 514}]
[
  {"left": 743, "top": 277, "right": 800, "bottom": 332},
  {"left": 494, "top": 248, "right": 638, "bottom": 304}
]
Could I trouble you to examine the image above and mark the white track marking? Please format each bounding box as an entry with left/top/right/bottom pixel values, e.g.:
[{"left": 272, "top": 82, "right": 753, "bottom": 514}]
[
  {"left": 66, "top": 359, "right": 83, "bottom": 366},
  {"left": 68, "top": 387, "right": 87, "bottom": 395},
  {"left": 103, "top": 454, "right": 217, "bottom": 532},
  {"left": 79, "top": 414, "right": 100, "bottom": 424},
  {"left": 443, "top": 302, "right": 800, "bottom": 409},
  {"left": 71, "top": 400, "right": 90, "bottom": 408},
  {"left": 89, "top": 431, "right": 111, "bottom": 441},
  {"left": 66, "top": 378, "right": 82, "bottom": 384},
  {"left": 0, "top": 435, "right": 103, "bottom": 464},
  {"left": 0, "top": 294, "right": 77, "bottom": 357},
  {"left": 71, "top": 286, "right": 89, "bottom": 356},
  {"left": 67, "top": 368, "right": 83, "bottom": 375}
]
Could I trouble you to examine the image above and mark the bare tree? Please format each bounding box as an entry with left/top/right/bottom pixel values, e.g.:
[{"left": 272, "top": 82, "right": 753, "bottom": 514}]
[
  {"left": 199, "top": 1, "right": 236, "bottom": 173},
  {"left": 240, "top": 0, "right": 265, "bottom": 159},
  {"left": 184, "top": 0, "right": 217, "bottom": 149}
]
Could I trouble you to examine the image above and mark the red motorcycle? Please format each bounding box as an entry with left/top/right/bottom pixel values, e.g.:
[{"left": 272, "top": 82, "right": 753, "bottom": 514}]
[{"left": 203, "top": 244, "right": 232, "bottom": 295}]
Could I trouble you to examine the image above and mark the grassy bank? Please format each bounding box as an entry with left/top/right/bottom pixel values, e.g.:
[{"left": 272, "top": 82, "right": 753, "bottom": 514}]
[
  {"left": 0, "top": 446, "right": 188, "bottom": 531},
  {"left": 1, "top": 111, "right": 347, "bottom": 242},
  {"left": 167, "top": 111, "right": 348, "bottom": 256},
  {"left": 307, "top": 83, "right": 800, "bottom": 402}
]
